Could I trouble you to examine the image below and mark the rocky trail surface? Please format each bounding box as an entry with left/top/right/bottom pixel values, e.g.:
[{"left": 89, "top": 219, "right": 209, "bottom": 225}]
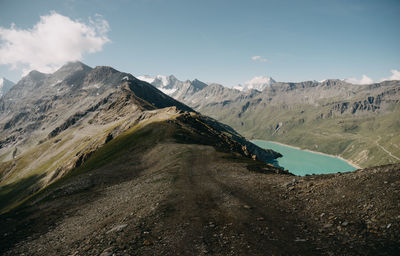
[{"left": 1, "top": 138, "right": 399, "bottom": 255}]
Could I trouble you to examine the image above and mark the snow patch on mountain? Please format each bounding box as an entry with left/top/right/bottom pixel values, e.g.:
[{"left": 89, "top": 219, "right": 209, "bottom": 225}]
[
  {"left": 236, "top": 76, "right": 276, "bottom": 92},
  {"left": 137, "top": 75, "right": 184, "bottom": 96},
  {"left": 159, "top": 88, "right": 177, "bottom": 95},
  {"left": 137, "top": 75, "right": 156, "bottom": 84}
]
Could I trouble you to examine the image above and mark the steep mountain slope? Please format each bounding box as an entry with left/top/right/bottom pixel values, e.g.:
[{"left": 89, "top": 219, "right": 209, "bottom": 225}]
[
  {"left": 0, "top": 64, "right": 399, "bottom": 255},
  {"left": 0, "top": 62, "right": 191, "bottom": 162},
  {"left": 0, "top": 62, "right": 280, "bottom": 214},
  {"left": 144, "top": 77, "right": 400, "bottom": 168},
  {"left": 0, "top": 78, "right": 15, "bottom": 97}
]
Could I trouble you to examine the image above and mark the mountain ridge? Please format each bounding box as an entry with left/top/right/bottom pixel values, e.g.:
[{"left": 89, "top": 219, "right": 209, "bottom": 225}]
[
  {"left": 0, "top": 61, "right": 282, "bottom": 214},
  {"left": 0, "top": 62, "right": 399, "bottom": 255},
  {"left": 139, "top": 74, "right": 400, "bottom": 167}
]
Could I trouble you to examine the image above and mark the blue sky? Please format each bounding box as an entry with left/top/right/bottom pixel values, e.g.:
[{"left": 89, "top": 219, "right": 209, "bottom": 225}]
[{"left": 0, "top": 0, "right": 399, "bottom": 86}]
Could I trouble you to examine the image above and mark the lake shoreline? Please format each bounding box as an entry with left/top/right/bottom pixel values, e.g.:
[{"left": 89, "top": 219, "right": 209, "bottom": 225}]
[{"left": 252, "top": 139, "right": 361, "bottom": 169}]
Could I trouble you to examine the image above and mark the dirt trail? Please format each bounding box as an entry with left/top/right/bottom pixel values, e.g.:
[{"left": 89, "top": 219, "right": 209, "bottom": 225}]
[
  {"left": 145, "top": 146, "right": 317, "bottom": 255},
  {"left": 376, "top": 136, "right": 400, "bottom": 161},
  {"left": 0, "top": 143, "right": 399, "bottom": 255}
]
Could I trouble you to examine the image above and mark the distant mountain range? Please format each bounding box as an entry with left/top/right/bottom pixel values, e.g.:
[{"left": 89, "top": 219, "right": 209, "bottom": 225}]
[
  {"left": 139, "top": 74, "right": 400, "bottom": 168},
  {"left": 138, "top": 74, "right": 277, "bottom": 94},
  {"left": 0, "top": 77, "right": 15, "bottom": 97}
]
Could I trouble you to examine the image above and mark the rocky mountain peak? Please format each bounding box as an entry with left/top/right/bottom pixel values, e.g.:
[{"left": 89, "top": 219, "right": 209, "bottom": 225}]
[
  {"left": 25, "top": 70, "right": 47, "bottom": 81},
  {"left": 167, "top": 74, "right": 178, "bottom": 81},
  {"left": 56, "top": 61, "right": 92, "bottom": 73},
  {"left": 320, "top": 79, "right": 347, "bottom": 86},
  {"left": 92, "top": 65, "right": 119, "bottom": 74},
  {"left": 82, "top": 66, "right": 127, "bottom": 87},
  {"left": 191, "top": 79, "right": 208, "bottom": 90}
]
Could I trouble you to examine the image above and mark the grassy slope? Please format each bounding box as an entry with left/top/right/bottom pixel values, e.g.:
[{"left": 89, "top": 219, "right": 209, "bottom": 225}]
[
  {"left": 199, "top": 102, "right": 400, "bottom": 168},
  {"left": 0, "top": 108, "right": 178, "bottom": 213},
  {"left": 1, "top": 108, "right": 277, "bottom": 213},
  {"left": 0, "top": 130, "right": 99, "bottom": 213},
  {"left": 1, "top": 125, "right": 399, "bottom": 255}
]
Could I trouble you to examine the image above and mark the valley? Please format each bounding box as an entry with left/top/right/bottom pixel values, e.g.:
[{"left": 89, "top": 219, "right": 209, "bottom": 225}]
[
  {"left": 1, "top": 2, "right": 399, "bottom": 255},
  {"left": 143, "top": 75, "right": 400, "bottom": 168},
  {"left": 0, "top": 62, "right": 398, "bottom": 255}
]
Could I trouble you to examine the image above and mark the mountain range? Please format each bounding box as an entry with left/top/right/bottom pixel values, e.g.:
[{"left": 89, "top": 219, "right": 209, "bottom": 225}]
[
  {"left": 0, "top": 62, "right": 399, "bottom": 255},
  {"left": 140, "top": 75, "right": 400, "bottom": 168},
  {"left": 0, "top": 61, "right": 281, "bottom": 211}
]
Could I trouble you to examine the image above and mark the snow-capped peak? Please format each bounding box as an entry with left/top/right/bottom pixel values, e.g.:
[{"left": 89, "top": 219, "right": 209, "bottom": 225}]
[
  {"left": 137, "top": 74, "right": 184, "bottom": 95},
  {"left": 233, "top": 85, "right": 245, "bottom": 91},
  {"left": 136, "top": 75, "right": 156, "bottom": 84},
  {"left": 137, "top": 75, "right": 178, "bottom": 87},
  {"left": 236, "top": 76, "right": 276, "bottom": 92}
]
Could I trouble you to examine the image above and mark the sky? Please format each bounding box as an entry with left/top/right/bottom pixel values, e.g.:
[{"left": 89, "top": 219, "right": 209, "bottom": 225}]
[{"left": 0, "top": 0, "right": 399, "bottom": 86}]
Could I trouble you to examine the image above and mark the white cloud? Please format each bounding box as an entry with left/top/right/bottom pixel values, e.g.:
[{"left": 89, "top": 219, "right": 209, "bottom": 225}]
[
  {"left": 0, "top": 11, "right": 110, "bottom": 76},
  {"left": 237, "top": 76, "right": 276, "bottom": 91},
  {"left": 245, "top": 76, "right": 275, "bottom": 86},
  {"left": 251, "top": 55, "right": 267, "bottom": 62},
  {"left": 380, "top": 69, "right": 400, "bottom": 81},
  {"left": 345, "top": 74, "right": 374, "bottom": 85}
]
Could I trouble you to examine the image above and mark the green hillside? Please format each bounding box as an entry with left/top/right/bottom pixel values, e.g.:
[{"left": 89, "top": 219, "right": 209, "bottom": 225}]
[{"left": 195, "top": 92, "right": 400, "bottom": 168}]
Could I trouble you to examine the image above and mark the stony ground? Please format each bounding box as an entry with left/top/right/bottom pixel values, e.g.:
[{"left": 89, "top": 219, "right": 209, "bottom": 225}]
[{"left": 0, "top": 142, "right": 399, "bottom": 255}]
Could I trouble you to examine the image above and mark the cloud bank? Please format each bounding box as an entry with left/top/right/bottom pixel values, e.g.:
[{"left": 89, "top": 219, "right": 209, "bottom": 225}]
[
  {"left": 345, "top": 74, "right": 374, "bottom": 85},
  {"left": 0, "top": 12, "right": 110, "bottom": 75},
  {"left": 380, "top": 69, "right": 400, "bottom": 81},
  {"left": 345, "top": 69, "right": 400, "bottom": 84},
  {"left": 251, "top": 56, "right": 267, "bottom": 62},
  {"left": 245, "top": 76, "right": 275, "bottom": 86}
]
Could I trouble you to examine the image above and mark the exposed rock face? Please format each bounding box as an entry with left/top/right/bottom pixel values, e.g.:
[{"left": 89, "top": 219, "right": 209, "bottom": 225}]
[
  {"left": 136, "top": 75, "right": 183, "bottom": 95},
  {"left": 0, "top": 62, "right": 192, "bottom": 160}
]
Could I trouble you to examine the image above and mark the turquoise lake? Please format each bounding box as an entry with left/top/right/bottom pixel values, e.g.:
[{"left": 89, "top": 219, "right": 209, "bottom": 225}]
[{"left": 252, "top": 140, "right": 357, "bottom": 176}]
